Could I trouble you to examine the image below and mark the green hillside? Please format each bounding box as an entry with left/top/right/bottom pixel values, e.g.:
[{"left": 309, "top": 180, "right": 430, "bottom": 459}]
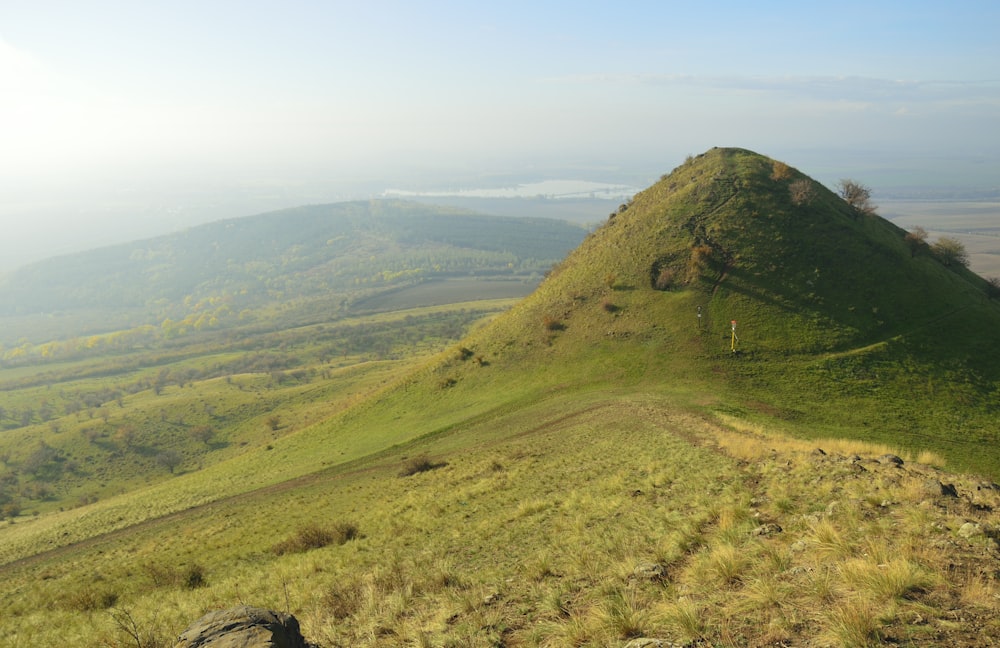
[
  {"left": 0, "top": 200, "right": 585, "bottom": 343},
  {"left": 2, "top": 149, "right": 999, "bottom": 647},
  {"left": 443, "top": 147, "right": 1000, "bottom": 476}
]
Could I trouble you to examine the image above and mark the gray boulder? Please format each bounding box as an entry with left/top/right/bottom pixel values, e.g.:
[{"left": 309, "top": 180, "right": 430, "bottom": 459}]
[
  {"left": 923, "top": 479, "right": 958, "bottom": 498},
  {"left": 174, "top": 606, "right": 309, "bottom": 648}
]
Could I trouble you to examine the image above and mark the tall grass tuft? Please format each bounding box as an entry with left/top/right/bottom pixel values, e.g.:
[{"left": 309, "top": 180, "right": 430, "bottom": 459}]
[
  {"left": 597, "top": 587, "right": 650, "bottom": 640},
  {"left": 823, "top": 599, "right": 882, "bottom": 648}
]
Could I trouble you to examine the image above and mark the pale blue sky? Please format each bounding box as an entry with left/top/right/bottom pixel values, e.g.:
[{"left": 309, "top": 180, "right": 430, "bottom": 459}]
[{"left": 1, "top": 1, "right": 998, "bottom": 268}]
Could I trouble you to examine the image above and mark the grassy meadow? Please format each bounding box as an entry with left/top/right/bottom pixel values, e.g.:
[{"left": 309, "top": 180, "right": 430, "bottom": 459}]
[{"left": 4, "top": 388, "right": 999, "bottom": 647}]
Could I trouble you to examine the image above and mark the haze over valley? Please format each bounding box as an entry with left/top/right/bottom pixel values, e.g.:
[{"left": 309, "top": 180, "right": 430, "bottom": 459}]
[{"left": 3, "top": 2, "right": 1000, "bottom": 271}]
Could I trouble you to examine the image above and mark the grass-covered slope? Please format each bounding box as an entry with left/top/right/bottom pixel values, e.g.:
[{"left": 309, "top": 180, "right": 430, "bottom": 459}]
[
  {"left": 0, "top": 199, "right": 585, "bottom": 321},
  {"left": 6, "top": 394, "right": 1000, "bottom": 647},
  {"left": 2, "top": 148, "right": 1000, "bottom": 647},
  {"left": 429, "top": 148, "right": 1000, "bottom": 476}
]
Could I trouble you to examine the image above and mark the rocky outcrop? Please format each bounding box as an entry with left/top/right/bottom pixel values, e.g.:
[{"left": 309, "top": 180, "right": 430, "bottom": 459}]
[{"left": 174, "top": 606, "right": 309, "bottom": 648}]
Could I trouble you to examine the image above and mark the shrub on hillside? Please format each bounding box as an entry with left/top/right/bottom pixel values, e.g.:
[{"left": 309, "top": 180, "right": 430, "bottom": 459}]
[
  {"left": 788, "top": 179, "right": 815, "bottom": 206},
  {"left": 837, "top": 179, "right": 877, "bottom": 217},
  {"left": 542, "top": 315, "right": 564, "bottom": 331},
  {"left": 653, "top": 267, "right": 676, "bottom": 291},
  {"left": 986, "top": 277, "right": 1000, "bottom": 300},
  {"left": 905, "top": 226, "right": 929, "bottom": 257},
  {"left": 271, "top": 522, "right": 359, "bottom": 555},
  {"left": 770, "top": 161, "right": 792, "bottom": 181},
  {"left": 931, "top": 236, "right": 969, "bottom": 268},
  {"left": 399, "top": 454, "right": 447, "bottom": 476}
]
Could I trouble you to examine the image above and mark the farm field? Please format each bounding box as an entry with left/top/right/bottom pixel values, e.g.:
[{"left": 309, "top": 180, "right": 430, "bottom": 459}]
[{"left": 882, "top": 200, "right": 1000, "bottom": 277}]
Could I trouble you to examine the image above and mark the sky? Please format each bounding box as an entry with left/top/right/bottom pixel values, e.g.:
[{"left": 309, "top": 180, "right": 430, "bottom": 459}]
[{"left": 2, "top": 0, "right": 999, "bottom": 271}]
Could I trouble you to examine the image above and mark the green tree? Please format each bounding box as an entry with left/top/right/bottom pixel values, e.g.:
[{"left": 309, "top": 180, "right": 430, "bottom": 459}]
[
  {"left": 191, "top": 425, "right": 214, "bottom": 445},
  {"left": 156, "top": 449, "right": 183, "bottom": 474},
  {"left": 931, "top": 236, "right": 969, "bottom": 268}
]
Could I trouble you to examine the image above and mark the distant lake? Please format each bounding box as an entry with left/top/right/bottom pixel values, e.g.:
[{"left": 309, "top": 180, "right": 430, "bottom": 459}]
[{"left": 384, "top": 179, "right": 640, "bottom": 200}]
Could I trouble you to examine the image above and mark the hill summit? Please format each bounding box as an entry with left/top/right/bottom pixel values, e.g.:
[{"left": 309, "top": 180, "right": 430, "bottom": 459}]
[{"left": 441, "top": 147, "right": 1000, "bottom": 475}]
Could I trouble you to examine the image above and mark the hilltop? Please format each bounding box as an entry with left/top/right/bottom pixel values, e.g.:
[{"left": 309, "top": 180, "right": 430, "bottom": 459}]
[{"left": 1, "top": 148, "right": 999, "bottom": 647}]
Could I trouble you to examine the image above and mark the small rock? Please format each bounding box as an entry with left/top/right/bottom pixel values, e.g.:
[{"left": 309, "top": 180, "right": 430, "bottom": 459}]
[
  {"left": 623, "top": 639, "right": 666, "bottom": 648},
  {"left": 812, "top": 448, "right": 827, "bottom": 456},
  {"left": 878, "top": 454, "right": 904, "bottom": 466},
  {"left": 751, "top": 523, "right": 783, "bottom": 537},
  {"left": 483, "top": 592, "right": 500, "bottom": 606},
  {"left": 924, "top": 479, "right": 959, "bottom": 498},
  {"left": 958, "top": 522, "right": 984, "bottom": 539},
  {"left": 632, "top": 562, "right": 666, "bottom": 580},
  {"left": 790, "top": 540, "right": 807, "bottom": 553}
]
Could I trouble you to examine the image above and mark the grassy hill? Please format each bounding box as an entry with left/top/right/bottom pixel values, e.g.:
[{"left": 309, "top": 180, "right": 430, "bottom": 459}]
[
  {"left": 446, "top": 147, "right": 1000, "bottom": 476},
  {"left": 1, "top": 148, "right": 999, "bottom": 647},
  {"left": 0, "top": 199, "right": 586, "bottom": 344}
]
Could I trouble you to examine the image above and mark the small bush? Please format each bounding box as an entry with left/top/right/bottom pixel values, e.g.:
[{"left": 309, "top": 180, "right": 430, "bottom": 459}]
[
  {"left": 272, "top": 522, "right": 359, "bottom": 555},
  {"left": 653, "top": 267, "right": 675, "bottom": 291},
  {"left": 986, "top": 276, "right": 1000, "bottom": 300},
  {"left": 67, "top": 586, "right": 119, "bottom": 611},
  {"left": 788, "top": 178, "right": 815, "bottom": 205},
  {"left": 399, "top": 455, "right": 446, "bottom": 477},
  {"left": 184, "top": 564, "right": 206, "bottom": 589},
  {"left": 771, "top": 160, "right": 792, "bottom": 181},
  {"left": 542, "top": 315, "right": 564, "bottom": 331},
  {"left": 904, "top": 226, "right": 928, "bottom": 257}
]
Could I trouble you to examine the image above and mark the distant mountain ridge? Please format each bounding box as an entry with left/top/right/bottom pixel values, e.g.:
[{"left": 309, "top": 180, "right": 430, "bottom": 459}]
[{"left": 0, "top": 200, "right": 586, "bottom": 317}]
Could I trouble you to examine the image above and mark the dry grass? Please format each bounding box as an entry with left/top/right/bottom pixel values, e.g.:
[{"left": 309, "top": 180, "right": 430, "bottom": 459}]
[
  {"left": 3, "top": 397, "right": 999, "bottom": 647},
  {"left": 714, "top": 414, "right": 947, "bottom": 468}
]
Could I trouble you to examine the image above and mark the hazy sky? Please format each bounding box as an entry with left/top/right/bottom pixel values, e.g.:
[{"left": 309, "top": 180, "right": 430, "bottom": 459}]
[{"left": 2, "top": 1, "right": 999, "bottom": 270}]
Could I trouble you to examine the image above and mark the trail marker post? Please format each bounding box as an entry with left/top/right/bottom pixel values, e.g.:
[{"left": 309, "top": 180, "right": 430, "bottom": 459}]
[
  {"left": 697, "top": 306, "right": 702, "bottom": 330},
  {"left": 731, "top": 320, "right": 738, "bottom": 353}
]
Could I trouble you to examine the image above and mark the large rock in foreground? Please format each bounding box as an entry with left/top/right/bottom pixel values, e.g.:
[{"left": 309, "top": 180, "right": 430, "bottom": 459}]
[{"left": 174, "top": 606, "right": 309, "bottom": 648}]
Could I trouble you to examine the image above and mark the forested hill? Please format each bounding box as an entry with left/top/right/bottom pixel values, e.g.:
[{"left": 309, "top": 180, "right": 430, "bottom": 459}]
[{"left": 0, "top": 200, "right": 586, "bottom": 317}]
